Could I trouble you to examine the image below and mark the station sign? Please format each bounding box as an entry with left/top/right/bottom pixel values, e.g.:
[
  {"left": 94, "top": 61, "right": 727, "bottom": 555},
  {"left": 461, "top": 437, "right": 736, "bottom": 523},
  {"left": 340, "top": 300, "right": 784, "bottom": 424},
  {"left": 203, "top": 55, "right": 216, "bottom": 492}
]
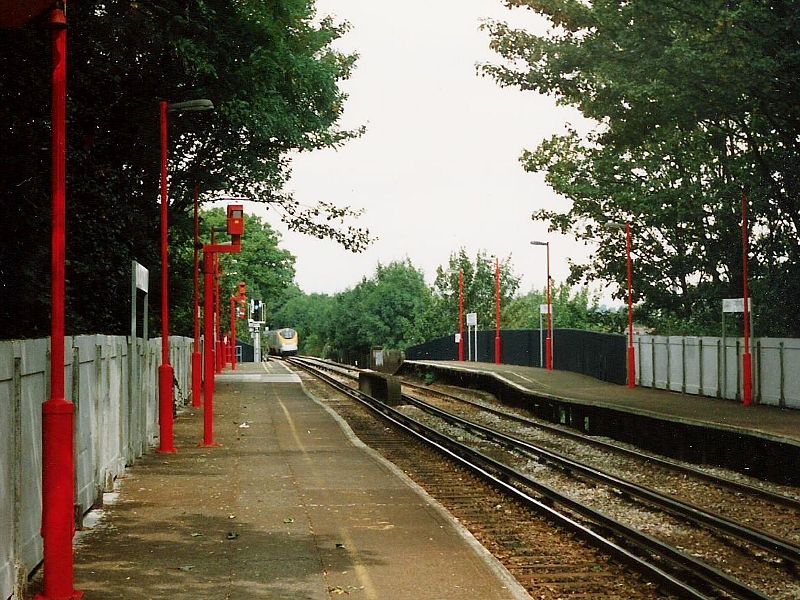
[
  {"left": 722, "top": 298, "right": 752, "bottom": 313},
  {"left": 466, "top": 312, "right": 477, "bottom": 326},
  {"left": 134, "top": 261, "right": 149, "bottom": 293}
]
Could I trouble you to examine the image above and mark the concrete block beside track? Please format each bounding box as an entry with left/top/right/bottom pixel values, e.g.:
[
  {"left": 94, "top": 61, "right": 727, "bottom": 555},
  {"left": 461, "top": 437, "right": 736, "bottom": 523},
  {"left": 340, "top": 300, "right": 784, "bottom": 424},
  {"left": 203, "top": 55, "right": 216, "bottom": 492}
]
[{"left": 359, "top": 370, "right": 402, "bottom": 406}]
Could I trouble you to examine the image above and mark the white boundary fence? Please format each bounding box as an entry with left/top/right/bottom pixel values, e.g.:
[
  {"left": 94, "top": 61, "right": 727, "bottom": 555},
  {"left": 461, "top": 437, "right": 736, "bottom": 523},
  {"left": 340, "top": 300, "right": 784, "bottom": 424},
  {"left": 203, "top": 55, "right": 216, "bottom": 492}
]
[
  {"left": 0, "top": 334, "right": 192, "bottom": 600},
  {"left": 635, "top": 335, "right": 800, "bottom": 409}
]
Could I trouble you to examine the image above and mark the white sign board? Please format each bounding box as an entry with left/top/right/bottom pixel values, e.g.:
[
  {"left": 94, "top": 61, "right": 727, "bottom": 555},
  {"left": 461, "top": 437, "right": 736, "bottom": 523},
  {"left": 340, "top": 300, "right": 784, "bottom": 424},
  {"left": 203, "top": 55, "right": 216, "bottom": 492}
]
[
  {"left": 539, "top": 303, "right": 550, "bottom": 315},
  {"left": 134, "top": 262, "right": 149, "bottom": 293},
  {"left": 454, "top": 333, "right": 461, "bottom": 343},
  {"left": 466, "top": 312, "right": 477, "bottom": 326},
  {"left": 722, "top": 298, "right": 752, "bottom": 313}
]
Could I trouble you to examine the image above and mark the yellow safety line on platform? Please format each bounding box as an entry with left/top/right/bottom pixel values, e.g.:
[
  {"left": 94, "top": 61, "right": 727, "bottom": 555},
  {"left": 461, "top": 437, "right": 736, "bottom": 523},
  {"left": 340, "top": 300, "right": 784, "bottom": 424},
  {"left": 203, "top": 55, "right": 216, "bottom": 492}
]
[
  {"left": 337, "top": 527, "right": 378, "bottom": 599},
  {"left": 277, "top": 398, "right": 306, "bottom": 453}
]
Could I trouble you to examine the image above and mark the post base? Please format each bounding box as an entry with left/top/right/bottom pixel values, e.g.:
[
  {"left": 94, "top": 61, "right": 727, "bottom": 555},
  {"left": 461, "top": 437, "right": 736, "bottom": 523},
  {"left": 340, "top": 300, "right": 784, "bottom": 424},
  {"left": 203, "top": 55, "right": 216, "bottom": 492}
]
[
  {"left": 156, "top": 365, "right": 177, "bottom": 453},
  {"left": 191, "top": 351, "right": 202, "bottom": 408},
  {"left": 35, "top": 591, "right": 84, "bottom": 600},
  {"left": 627, "top": 345, "right": 637, "bottom": 389}
]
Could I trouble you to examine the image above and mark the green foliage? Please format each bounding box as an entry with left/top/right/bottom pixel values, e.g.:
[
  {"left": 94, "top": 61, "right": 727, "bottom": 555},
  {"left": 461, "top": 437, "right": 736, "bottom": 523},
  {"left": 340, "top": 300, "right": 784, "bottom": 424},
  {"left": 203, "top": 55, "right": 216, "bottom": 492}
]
[
  {"left": 271, "top": 260, "right": 433, "bottom": 358},
  {"left": 271, "top": 292, "right": 336, "bottom": 356},
  {"left": 482, "top": 0, "right": 800, "bottom": 336},
  {"left": 188, "top": 208, "right": 296, "bottom": 339},
  {"left": 428, "top": 248, "right": 521, "bottom": 337},
  {"left": 505, "top": 283, "right": 623, "bottom": 332},
  {"left": 0, "top": 1, "right": 367, "bottom": 339}
]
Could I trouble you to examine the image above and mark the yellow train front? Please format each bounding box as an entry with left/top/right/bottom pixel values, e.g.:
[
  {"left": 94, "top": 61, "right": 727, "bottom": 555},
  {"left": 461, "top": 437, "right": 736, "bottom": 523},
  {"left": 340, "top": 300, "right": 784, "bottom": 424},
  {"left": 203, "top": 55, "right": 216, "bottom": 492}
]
[{"left": 267, "top": 327, "right": 299, "bottom": 357}]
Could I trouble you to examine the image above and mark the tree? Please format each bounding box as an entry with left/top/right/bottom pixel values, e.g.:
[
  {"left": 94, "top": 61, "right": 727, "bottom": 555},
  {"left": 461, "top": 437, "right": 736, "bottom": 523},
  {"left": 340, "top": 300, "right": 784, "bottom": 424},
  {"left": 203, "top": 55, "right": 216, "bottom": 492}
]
[
  {"left": 505, "top": 283, "right": 624, "bottom": 332},
  {"left": 482, "top": 0, "right": 800, "bottom": 336},
  {"left": 325, "top": 260, "right": 433, "bottom": 357},
  {"left": 0, "top": 1, "right": 368, "bottom": 339},
  {"left": 429, "top": 249, "right": 520, "bottom": 337},
  {"left": 271, "top": 292, "right": 335, "bottom": 356},
  {"left": 189, "top": 208, "right": 296, "bottom": 339}
]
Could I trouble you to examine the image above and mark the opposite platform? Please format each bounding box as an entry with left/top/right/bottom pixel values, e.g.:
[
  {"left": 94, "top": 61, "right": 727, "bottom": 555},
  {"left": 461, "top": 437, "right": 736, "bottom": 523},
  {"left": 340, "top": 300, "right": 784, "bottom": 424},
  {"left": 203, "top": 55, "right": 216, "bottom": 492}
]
[
  {"left": 28, "top": 361, "right": 528, "bottom": 600},
  {"left": 402, "top": 360, "right": 800, "bottom": 485}
]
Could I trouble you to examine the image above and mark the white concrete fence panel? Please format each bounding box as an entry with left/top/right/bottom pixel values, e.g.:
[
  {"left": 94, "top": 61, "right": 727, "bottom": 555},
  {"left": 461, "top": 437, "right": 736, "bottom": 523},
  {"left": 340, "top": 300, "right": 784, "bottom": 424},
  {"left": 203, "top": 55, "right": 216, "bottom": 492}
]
[
  {"left": 636, "top": 335, "right": 800, "bottom": 409},
  {"left": 0, "top": 334, "right": 193, "bottom": 600}
]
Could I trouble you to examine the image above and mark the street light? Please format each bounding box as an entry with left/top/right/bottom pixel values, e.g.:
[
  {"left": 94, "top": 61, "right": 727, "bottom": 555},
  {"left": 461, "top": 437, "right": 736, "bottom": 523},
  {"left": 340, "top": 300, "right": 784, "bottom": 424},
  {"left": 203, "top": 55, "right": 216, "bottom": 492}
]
[
  {"left": 531, "top": 241, "right": 553, "bottom": 370},
  {"left": 158, "top": 98, "right": 214, "bottom": 453},
  {"left": 459, "top": 270, "right": 465, "bottom": 361},
  {"left": 609, "top": 222, "right": 636, "bottom": 388},
  {"left": 35, "top": 3, "right": 84, "bottom": 598},
  {"left": 495, "top": 257, "right": 501, "bottom": 365},
  {"left": 741, "top": 191, "right": 753, "bottom": 407},
  {"left": 192, "top": 186, "right": 202, "bottom": 408}
]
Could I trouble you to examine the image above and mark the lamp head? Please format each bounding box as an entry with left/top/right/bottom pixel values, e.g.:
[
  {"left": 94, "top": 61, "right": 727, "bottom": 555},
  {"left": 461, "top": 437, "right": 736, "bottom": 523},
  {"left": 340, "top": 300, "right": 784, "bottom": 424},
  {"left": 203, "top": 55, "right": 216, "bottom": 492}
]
[{"left": 168, "top": 99, "right": 215, "bottom": 113}]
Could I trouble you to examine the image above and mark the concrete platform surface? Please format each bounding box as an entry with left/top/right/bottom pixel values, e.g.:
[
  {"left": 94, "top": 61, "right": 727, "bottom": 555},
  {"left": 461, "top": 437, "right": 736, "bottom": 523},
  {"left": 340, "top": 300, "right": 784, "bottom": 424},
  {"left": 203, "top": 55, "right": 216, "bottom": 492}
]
[
  {"left": 30, "top": 361, "right": 528, "bottom": 600},
  {"left": 407, "top": 360, "right": 800, "bottom": 446}
]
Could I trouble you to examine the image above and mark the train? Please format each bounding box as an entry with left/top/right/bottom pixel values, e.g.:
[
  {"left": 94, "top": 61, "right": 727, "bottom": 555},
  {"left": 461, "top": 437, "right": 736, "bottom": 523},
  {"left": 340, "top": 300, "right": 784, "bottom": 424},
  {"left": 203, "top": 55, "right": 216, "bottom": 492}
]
[{"left": 266, "top": 327, "right": 299, "bottom": 357}]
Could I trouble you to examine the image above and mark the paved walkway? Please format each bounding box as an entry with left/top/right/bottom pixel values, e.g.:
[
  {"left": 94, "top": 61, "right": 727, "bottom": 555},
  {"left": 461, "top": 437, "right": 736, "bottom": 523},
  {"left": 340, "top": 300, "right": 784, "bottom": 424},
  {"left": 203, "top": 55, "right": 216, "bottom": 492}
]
[
  {"left": 409, "top": 361, "right": 800, "bottom": 445},
  {"left": 29, "top": 362, "right": 528, "bottom": 599}
]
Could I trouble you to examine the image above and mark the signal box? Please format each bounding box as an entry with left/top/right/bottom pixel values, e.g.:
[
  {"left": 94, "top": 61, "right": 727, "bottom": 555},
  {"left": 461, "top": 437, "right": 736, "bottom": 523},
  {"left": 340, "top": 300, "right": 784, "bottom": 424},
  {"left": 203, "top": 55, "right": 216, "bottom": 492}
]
[{"left": 227, "top": 205, "right": 244, "bottom": 236}]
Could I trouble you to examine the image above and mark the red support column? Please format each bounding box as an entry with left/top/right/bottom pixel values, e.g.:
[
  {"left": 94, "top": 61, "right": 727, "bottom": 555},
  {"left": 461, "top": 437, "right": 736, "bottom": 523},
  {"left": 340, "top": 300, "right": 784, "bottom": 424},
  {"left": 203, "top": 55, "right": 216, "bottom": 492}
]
[
  {"left": 200, "top": 252, "right": 221, "bottom": 447},
  {"left": 458, "top": 270, "right": 465, "bottom": 361},
  {"left": 495, "top": 258, "right": 501, "bottom": 364},
  {"left": 545, "top": 243, "right": 553, "bottom": 371},
  {"left": 230, "top": 297, "right": 237, "bottom": 370},
  {"left": 157, "top": 99, "right": 176, "bottom": 453},
  {"left": 191, "top": 185, "right": 202, "bottom": 408},
  {"left": 215, "top": 255, "right": 223, "bottom": 373},
  {"left": 626, "top": 222, "right": 636, "bottom": 388},
  {"left": 38, "top": 5, "right": 84, "bottom": 599},
  {"left": 742, "top": 191, "right": 753, "bottom": 407}
]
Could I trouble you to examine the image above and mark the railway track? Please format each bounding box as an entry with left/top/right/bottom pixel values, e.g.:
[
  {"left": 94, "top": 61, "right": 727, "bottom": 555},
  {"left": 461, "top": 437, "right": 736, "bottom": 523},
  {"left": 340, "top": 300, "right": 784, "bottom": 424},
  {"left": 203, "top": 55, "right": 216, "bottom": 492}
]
[{"left": 287, "top": 356, "right": 800, "bottom": 599}]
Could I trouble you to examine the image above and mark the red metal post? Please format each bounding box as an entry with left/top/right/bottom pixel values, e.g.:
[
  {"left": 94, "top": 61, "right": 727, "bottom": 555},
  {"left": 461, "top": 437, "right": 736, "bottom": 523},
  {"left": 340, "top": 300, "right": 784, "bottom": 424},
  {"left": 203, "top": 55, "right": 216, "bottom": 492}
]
[
  {"left": 156, "top": 100, "right": 176, "bottom": 453},
  {"left": 200, "top": 229, "right": 243, "bottom": 446},
  {"left": 458, "top": 270, "right": 465, "bottom": 361},
  {"left": 200, "top": 252, "right": 220, "bottom": 447},
  {"left": 626, "top": 222, "right": 636, "bottom": 388},
  {"left": 191, "top": 185, "right": 202, "bottom": 408},
  {"left": 230, "top": 297, "right": 238, "bottom": 370},
  {"left": 495, "top": 257, "right": 501, "bottom": 364},
  {"left": 215, "top": 254, "right": 223, "bottom": 373},
  {"left": 546, "top": 243, "right": 553, "bottom": 371},
  {"left": 38, "top": 6, "right": 84, "bottom": 599},
  {"left": 742, "top": 191, "right": 753, "bottom": 407}
]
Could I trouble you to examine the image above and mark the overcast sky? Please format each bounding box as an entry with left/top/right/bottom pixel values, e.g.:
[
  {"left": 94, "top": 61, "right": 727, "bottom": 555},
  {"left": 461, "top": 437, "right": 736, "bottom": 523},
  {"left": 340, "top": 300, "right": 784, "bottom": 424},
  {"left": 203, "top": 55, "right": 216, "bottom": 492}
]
[{"left": 244, "top": 0, "right": 599, "bottom": 298}]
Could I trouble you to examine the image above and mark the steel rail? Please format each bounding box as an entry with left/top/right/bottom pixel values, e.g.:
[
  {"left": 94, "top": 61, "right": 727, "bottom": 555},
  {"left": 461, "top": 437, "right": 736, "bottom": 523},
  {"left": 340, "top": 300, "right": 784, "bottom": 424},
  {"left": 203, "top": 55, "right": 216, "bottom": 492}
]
[
  {"left": 288, "top": 357, "right": 772, "bottom": 600},
  {"left": 403, "top": 379, "right": 800, "bottom": 511},
  {"left": 398, "top": 389, "right": 800, "bottom": 565}
]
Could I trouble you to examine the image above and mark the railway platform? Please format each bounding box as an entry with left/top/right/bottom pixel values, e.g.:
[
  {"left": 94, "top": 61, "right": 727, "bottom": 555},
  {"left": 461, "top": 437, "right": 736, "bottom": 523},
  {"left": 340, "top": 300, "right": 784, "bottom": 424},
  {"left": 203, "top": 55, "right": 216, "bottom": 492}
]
[
  {"left": 27, "top": 361, "right": 528, "bottom": 600},
  {"left": 401, "top": 360, "right": 800, "bottom": 485}
]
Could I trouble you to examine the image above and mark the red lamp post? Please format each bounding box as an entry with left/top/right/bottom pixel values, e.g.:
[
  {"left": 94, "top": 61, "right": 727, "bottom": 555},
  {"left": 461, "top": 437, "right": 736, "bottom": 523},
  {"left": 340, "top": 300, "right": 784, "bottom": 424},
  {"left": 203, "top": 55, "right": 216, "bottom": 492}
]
[
  {"left": 158, "top": 98, "right": 213, "bottom": 453},
  {"left": 201, "top": 205, "right": 245, "bottom": 447},
  {"left": 458, "top": 270, "right": 465, "bottom": 361},
  {"left": 531, "top": 241, "right": 553, "bottom": 370},
  {"left": 495, "top": 257, "right": 501, "bottom": 365},
  {"left": 34, "top": 3, "right": 84, "bottom": 598},
  {"left": 215, "top": 254, "right": 223, "bottom": 373},
  {"left": 229, "top": 299, "right": 236, "bottom": 369},
  {"left": 742, "top": 191, "right": 753, "bottom": 407},
  {"left": 191, "top": 185, "right": 202, "bottom": 408},
  {"left": 625, "top": 222, "right": 636, "bottom": 388},
  {"left": 230, "top": 281, "right": 247, "bottom": 371}
]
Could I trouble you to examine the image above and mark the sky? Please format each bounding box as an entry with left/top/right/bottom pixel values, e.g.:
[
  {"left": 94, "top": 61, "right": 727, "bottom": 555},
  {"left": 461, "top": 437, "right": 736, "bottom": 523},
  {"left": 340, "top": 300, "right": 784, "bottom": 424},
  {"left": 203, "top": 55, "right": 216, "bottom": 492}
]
[{"left": 241, "top": 0, "right": 600, "bottom": 298}]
